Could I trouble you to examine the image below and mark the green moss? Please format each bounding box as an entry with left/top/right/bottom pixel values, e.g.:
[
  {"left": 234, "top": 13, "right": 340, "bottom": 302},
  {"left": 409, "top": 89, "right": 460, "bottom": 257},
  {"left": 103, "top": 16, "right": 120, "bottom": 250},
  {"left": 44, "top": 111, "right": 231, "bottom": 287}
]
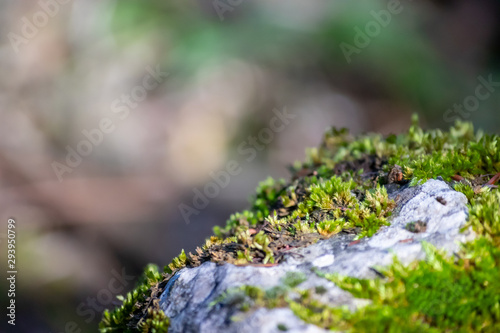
[
  {"left": 137, "top": 309, "right": 170, "bottom": 333},
  {"left": 165, "top": 249, "right": 187, "bottom": 274},
  {"left": 309, "top": 176, "right": 357, "bottom": 210},
  {"left": 454, "top": 182, "right": 478, "bottom": 202},
  {"left": 197, "top": 171, "right": 395, "bottom": 270},
  {"left": 464, "top": 189, "right": 500, "bottom": 247},
  {"left": 210, "top": 284, "right": 288, "bottom": 312},
  {"left": 101, "top": 117, "right": 500, "bottom": 332},
  {"left": 306, "top": 116, "right": 499, "bottom": 185},
  {"left": 99, "top": 264, "right": 168, "bottom": 333},
  {"left": 313, "top": 238, "right": 500, "bottom": 332},
  {"left": 251, "top": 231, "right": 274, "bottom": 264},
  {"left": 253, "top": 177, "right": 287, "bottom": 219},
  {"left": 282, "top": 271, "right": 307, "bottom": 288}
]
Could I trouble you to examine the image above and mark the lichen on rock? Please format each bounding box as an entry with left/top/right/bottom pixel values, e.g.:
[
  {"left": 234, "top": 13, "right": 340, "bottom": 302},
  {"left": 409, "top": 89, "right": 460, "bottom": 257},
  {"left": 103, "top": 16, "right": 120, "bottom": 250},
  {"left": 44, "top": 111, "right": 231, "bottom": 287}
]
[{"left": 100, "top": 117, "right": 500, "bottom": 333}]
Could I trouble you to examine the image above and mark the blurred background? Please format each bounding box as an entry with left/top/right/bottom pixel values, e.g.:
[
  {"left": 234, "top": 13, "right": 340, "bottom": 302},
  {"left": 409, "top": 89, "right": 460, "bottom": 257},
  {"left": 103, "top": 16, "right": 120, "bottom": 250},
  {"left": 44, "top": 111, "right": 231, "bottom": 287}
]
[{"left": 0, "top": 0, "right": 499, "bottom": 331}]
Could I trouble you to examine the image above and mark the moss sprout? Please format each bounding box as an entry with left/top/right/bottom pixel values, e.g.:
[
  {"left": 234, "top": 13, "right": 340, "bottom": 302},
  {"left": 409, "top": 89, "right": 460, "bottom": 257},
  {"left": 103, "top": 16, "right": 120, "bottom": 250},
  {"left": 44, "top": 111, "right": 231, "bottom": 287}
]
[{"left": 100, "top": 264, "right": 167, "bottom": 333}]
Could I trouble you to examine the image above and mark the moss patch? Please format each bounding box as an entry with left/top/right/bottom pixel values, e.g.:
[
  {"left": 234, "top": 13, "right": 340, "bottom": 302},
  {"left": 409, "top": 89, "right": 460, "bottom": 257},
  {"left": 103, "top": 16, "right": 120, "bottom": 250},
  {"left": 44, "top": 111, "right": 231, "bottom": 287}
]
[
  {"left": 312, "top": 235, "right": 500, "bottom": 332},
  {"left": 99, "top": 264, "right": 168, "bottom": 332},
  {"left": 100, "top": 116, "right": 500, "bottom": 332}
]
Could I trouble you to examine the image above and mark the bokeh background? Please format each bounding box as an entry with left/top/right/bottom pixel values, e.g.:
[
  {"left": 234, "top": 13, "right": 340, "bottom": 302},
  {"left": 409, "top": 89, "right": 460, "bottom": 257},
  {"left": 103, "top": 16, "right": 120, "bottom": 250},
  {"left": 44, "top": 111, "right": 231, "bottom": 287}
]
[{"left": 1, "top": 0, "right": 499, "bottom": 332}]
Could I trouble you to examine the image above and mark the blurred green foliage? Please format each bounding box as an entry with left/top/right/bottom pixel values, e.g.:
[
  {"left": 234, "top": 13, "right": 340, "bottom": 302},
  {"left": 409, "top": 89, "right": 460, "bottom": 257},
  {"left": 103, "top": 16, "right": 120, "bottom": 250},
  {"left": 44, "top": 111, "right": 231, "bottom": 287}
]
[{"left": 109, "top": 1, "right": 500, "bottom": 129}]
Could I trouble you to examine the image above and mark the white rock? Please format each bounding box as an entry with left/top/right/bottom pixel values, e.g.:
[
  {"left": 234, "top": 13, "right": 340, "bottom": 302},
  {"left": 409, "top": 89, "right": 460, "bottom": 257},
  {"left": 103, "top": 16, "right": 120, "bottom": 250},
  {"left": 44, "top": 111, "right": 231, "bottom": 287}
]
[{"left": 159, "top": 179, "right": 473, "bottom": 332}]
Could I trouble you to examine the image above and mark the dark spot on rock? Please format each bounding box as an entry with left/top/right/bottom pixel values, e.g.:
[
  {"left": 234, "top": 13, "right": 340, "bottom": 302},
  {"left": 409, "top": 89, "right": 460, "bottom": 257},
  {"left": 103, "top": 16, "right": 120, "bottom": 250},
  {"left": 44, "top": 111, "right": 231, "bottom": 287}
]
[
  {"left": 277, "top": 324, "right": 288, "bottom": 331},
  {"left": 369, "top": 267, "right": 385, "bottom": 278},
  {"left": 436, "top": 196, "right": 447, "bottom": 205},
  {"left": 399, "top": 238, "right": 414, "bottom": 243},
  {"left": 406, "top": 221, "right": 427, "bottom": 233},
  {"left": 315, "top": 286, "right": 327, "bottom": 295}
]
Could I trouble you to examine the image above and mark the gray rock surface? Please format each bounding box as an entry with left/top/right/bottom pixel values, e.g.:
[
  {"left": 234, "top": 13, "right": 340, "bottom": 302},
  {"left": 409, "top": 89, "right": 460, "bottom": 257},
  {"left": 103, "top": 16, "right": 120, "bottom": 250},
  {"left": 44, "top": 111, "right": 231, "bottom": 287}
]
[{"left": 160, "top": 179, "right": 474, "bottom": 333}]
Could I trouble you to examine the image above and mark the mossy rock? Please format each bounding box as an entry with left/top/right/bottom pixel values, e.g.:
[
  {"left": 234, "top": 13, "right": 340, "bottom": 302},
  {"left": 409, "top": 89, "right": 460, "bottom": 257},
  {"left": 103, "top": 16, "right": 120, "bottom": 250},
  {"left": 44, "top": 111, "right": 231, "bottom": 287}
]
[{"left": 100, "top": 116, "right": 500, "bottom": 333}]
